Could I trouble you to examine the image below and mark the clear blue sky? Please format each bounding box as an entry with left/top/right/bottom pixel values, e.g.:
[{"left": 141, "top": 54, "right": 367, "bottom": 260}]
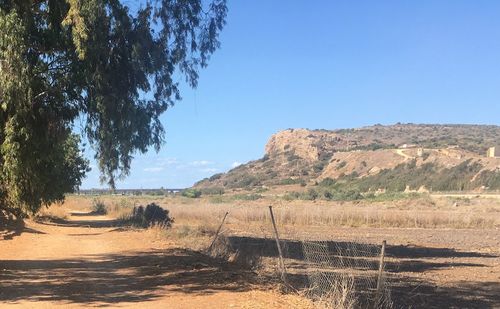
[{"left": 81, "top": 0, "right": 500, "bottom": 189}]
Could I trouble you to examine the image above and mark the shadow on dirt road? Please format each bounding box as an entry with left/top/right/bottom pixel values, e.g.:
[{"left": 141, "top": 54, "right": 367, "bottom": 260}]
[{"left": 0, "top": 248, "right": 257, "bottom": 305}]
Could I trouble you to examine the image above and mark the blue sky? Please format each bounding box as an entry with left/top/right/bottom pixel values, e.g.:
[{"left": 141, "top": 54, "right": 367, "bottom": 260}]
[{"left": 81, "top": 0, "right": 500, "bottom": 189}]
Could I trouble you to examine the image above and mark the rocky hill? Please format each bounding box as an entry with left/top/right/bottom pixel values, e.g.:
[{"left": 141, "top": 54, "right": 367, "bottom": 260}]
[{"left": 195, "top": 124, "right": 500, "bottom": 193}]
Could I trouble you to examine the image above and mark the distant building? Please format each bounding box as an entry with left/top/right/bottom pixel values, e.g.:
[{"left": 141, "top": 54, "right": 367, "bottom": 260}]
[
  {"left": 417, "top": 148, "right": 424, "bottom": 157},
  {"left": 487, "top": 147, "right": 500, "bottom": 158}
]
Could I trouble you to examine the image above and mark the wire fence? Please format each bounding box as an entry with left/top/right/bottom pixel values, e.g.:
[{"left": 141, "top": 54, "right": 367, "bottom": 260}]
[
  {"left": 206, "top": 206, "right": 392, "bottom": 309},
  {"left": 301, "top": 239, "right": 391, "bottom": 308}
]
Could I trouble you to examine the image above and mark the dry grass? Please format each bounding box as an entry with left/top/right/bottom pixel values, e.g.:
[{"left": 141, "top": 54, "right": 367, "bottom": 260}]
[
  {"left": 164, "top": 223, "right": 219, "bottom": 250},
  {"left": 36, "top": 203, "right": 69, "bottom": 221},
  {"left": 58, "top": 194, "right": 500, "bottom": 229},
  {"left": 313, "top": 278, "right": 356, "bottom": 309},
  {"left": 58, "top": 196, "right": 139, "bottom": 220},
  {"left": 165, "top": 203, "right": 498, "bottom": 230}
]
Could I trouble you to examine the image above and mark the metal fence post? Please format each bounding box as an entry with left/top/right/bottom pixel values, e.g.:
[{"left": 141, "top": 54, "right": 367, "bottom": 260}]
[
  {"left": 268, "top": 206, "right": 288, "bottom": 285},
  {"left": 374, "top": 240, "right": 387, "bottom": 308},
  {"left": 207, "top": 211, "right": 229, "bottom": 253}
]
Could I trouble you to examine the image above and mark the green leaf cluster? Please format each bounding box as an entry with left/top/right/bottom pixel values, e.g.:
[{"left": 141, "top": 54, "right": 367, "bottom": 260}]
[{"left": 0, "top": 1, "right": 227, "bottom": 215}]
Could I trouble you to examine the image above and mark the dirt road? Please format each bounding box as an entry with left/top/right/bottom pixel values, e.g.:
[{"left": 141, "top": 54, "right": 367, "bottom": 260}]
[
  {"left": 393, "top": 149, "right": 414, "bottom": 161},
  {"left": 0, "top": 212, "right": 309, "bottom": 308}
]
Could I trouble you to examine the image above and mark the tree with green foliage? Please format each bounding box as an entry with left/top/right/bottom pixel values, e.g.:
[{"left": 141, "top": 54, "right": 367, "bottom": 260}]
[
  {"left": 0, "top": 0, "right": 227, "bottom": 216},
  {"left": 181, "top": 188, "right": 201, "bottom": 198}
]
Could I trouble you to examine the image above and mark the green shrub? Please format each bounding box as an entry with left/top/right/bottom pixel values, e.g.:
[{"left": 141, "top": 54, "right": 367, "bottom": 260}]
[
  {"left": 333, "top": 159, "right": 489, "bottom": 193},
  {"left": 302, "top": 189, "right": 319, "bottom": 200},
  {"left": 126, "top": 203, "right": 174, "bottom": 228},
  {"left": 200, "top": 187, "right": 225, "bottom": 195},
  {"left": 209, "top": 173, "right": 223, "bottom": 181},
  {"left": 335, "top": 189, "right": 363, "bottom": 201},
  {"left": 319, "top": 177, "right": 335, "bottom": 187},
  {"left": 323, "top": 191, "right": 333, "bottom": 199},
  {"left": 92, "top": 199, "right": 107, "bottom": 215},
  {"left": 335, "top": 161, "right": 347, "bottom": 170},
  {"left": 279, "top": 178, "right": 306, "bottom": 186},
  {"left": 282, "top": 191, "right": 301, "bottom": 201},
  {"left": 225, "top": 173, "right": 261, "bottom": 189},
  {"left": 318, "top": 152, "right": 333, "bottom": 162},
  {"left": 320, "top": 188, "right": 363, "bottom": 201},
  {"left": 313, "top": 161, "right": 327, "bottom": 173},
  {"left": 181, "top": 188, "right": 202, "bottom": 198},
  {"left": 476, "top": 170, "right": 500, "bottom": 189},
  {"left": 232, "top": 193, "right": 262, "bottom": 201}
]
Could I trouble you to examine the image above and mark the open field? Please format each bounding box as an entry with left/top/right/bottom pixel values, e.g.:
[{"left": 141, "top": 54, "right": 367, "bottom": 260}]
[
  {"left": 1, "top": 194, "right": 499, "bottom": 308},
  {"left": 64, "top": 192, "right": 500, "bottom": 229}
]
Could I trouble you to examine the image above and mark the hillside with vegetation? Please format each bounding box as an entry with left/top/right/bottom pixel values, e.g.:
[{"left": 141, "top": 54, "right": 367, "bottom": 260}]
[{"left": 195, "top": 124, "right": 500, "bottom": 197}]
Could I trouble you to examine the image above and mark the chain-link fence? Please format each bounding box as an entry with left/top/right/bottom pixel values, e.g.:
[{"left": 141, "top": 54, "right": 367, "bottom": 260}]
[{"left": 206, "top": 206, "right": 392, "bottom": 309}]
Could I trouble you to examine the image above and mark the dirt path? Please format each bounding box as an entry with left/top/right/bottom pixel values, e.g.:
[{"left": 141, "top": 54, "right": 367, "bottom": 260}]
[
  {"left": 431, "top": 193, "right": 500, "bottom": 199},
  {"left": 0, "top": 212, "right": 310, "bottom": 308},
  {"left": 393, "top": 149, "right": 414, "bottom": 161}
]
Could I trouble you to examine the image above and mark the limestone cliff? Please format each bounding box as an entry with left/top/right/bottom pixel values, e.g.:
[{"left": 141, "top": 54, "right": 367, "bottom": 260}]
[{"left": 195, "top": 124, "right": 500, "bottom": 191}]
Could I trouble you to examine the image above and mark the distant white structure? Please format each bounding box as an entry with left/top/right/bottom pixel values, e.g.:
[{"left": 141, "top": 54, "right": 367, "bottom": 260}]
[
  {"left": 417, "top": 148, "right": 424, "bottom": 157},
  {"left": 487, "top": 147, "right": 500, "bottom": 158},
  {"left": 399, "top": 144, "right": 417, "bottom": 149}
]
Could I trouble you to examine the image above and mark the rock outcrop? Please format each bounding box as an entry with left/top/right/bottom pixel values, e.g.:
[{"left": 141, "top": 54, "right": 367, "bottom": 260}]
[{"left": 195, "top": 124, "right": 500, "bottom": 191}]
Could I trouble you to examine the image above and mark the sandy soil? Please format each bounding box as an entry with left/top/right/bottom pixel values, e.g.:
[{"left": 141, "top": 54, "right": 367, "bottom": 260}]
[
  {"left": 224, "top": 221, "right": 500, "bottom": 309},
  {"left": 0, "top": 212, "right": 311, "bottom": 308},
  {"left": 286, "top": 226, "right": 500, "bottom": 308},
  {"left": 218, "top": 222, "right": 500, "bottom": 308}
]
